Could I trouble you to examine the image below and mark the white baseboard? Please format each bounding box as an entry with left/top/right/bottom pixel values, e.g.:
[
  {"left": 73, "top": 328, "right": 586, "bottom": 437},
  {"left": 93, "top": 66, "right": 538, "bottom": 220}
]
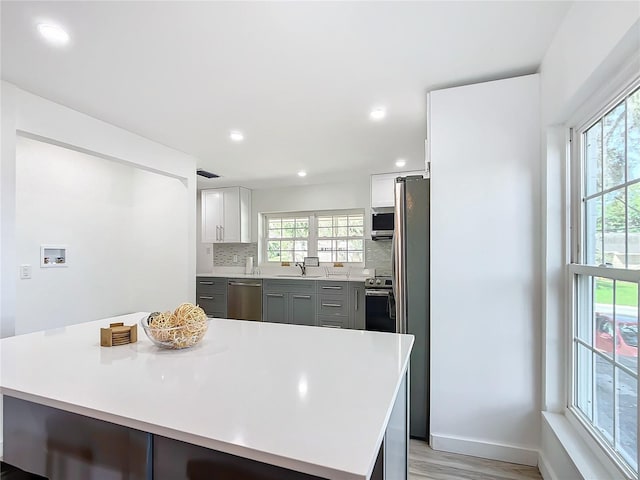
[
  {"left": 538, "top": 450, "right": 559, "bottom": 480},
  {"left": 430, "top": 433, "right": 539, "bottom": 466}
]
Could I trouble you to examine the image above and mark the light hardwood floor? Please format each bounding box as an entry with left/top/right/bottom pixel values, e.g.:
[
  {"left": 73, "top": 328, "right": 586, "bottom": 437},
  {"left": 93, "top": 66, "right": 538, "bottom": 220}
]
[{"left": 409, "top": 440, "right": 542, "bottom": 480}]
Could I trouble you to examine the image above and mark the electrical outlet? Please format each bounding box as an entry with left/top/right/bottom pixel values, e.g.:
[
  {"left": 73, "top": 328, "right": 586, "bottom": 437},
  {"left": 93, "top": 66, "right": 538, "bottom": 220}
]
[
  {"left": 233, "top": 254, "right": 238, "bottom": 263},
  {"left": 206, "top": 247, "right": 211, "bottom": 255},
  {"left": 20, "top": 264, "right": 32, "bottom": 279}
]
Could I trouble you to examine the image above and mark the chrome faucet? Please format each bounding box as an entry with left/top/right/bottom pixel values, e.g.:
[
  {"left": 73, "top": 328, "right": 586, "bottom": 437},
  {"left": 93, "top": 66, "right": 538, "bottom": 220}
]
[{"left": 295, "top": 262, "right": 306, "bottom": 276}]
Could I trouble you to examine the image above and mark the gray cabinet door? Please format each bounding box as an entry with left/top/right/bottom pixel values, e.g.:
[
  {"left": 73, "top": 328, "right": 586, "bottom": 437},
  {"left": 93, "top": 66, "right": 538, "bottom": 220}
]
[
  {"left": 263, "top": 292, "right": 287, "bottom": 324},
  {"left": 289, "top": 294, "right": 316, "bottom": 326},
  {"left": 349, "top": 282, "right": 365, "bottom": 330}
]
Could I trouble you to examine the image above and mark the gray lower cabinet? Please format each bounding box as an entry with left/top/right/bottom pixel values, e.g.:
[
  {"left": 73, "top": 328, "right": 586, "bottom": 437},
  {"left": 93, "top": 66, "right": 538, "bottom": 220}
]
[
  {"left": 263, "top": 280, "right": 316, "bottom": 325},
  {"left": 263, "top": 292, "right": 287, "bottom": 323},
  {"left": 196, "top": 277, "right": 227, "bottom": 317},
  {"left": 349, "top": 282, "right": 366, "bottom": 330},
  {"left": 316, "top": 281, "right": 349, "bottom": 329},
  {"left": 289, "top": 293, "right": 315, "bottom": 326}
]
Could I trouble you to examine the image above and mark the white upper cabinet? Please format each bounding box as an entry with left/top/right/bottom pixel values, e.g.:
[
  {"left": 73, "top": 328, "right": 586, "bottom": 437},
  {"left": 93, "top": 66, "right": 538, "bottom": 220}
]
[
  {"left": 370, "top": 171, "right": 424, "bottom": 209},
  {"left": 201, "top": 187, "right": 251, "bottom": 243}
]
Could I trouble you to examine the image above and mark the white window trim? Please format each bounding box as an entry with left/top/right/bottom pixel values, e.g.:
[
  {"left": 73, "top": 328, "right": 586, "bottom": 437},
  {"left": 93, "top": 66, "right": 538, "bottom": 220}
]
[
  {"left": 259, "top": 209, "right": 366, "bottom": 266},
  {"left": 566, "top": 71, "right": 640, "bottom": 479}
]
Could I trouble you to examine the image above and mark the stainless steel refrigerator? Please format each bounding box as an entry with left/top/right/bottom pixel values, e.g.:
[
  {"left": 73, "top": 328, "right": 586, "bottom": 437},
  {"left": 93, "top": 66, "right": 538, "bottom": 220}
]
[{"left": 393, "top": 175, "right": 429, "bottom": 439}]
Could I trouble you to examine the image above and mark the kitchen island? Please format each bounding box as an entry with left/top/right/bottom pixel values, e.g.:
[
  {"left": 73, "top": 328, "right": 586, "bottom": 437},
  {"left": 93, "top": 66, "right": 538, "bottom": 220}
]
[{"left": 1, "top": 313, "right": 413, "bottom": 479}]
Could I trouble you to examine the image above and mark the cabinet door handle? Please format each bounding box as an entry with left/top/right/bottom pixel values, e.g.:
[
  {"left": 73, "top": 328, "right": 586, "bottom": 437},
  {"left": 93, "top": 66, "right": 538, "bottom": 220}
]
[
  {"left": 292, "top": 295, "right": 311, "bottom": 299},
  {"left": 199, "top": 296, "right": 214, "bottom": 300},
  {"left": 199, "top": 281, "right": 214, "bottom": 285},
  {"left": 215, "top": 225, "right": 219, "bottom": 241},
  {"left": 221, "top": 225, "right": 224, "bottom": 241},
  {"left": 266, "top": 293, "right": 284, "bottom": 297},
  {"left": 355, "top": 290, "right": 358, "bottom": 311},
  {"left": 322, "top": 286, "right": 342, "bottom": 290},
  {"left": 322, "top": 303, "right": 342, "bottom": 308},
  {"left": 322, "top": 324, "right": 341, "bottom": 329}
]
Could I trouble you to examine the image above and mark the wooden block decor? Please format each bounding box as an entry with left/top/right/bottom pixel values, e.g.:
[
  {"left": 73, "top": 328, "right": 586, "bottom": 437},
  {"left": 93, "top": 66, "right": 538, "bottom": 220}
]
[{"left": 100, "top": 322, "right": 138, "bottom": 347}]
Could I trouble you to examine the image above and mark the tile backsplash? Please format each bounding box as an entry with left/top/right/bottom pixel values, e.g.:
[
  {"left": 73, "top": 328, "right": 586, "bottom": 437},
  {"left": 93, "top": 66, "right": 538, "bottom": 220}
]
[
  {"left": 212, "top": 240, "right": 392, "bottom": 274},
  {"left": 213, "top": 243, "right": 258, "bottom": 267}
]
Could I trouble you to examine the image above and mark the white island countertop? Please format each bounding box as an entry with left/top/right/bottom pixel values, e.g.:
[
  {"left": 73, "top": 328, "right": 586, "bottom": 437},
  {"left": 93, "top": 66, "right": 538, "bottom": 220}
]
[{"left": 1, "top": 313, "right": 413, "bottom": 480}]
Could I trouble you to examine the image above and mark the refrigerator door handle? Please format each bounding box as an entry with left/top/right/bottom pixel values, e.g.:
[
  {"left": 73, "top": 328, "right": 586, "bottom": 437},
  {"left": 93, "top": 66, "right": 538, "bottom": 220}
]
[{"left": 394, "top": 178, "right": 408, "bottom": 334}]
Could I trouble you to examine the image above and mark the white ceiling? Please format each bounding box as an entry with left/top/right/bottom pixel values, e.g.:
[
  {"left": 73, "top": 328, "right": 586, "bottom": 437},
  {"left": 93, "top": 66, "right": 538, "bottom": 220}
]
[{"left": 1, "top": 1, "right": 571, "bottom": 190}]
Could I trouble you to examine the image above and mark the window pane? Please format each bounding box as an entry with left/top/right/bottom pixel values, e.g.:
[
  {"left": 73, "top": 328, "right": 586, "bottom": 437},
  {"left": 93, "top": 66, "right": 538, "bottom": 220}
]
[
  {"left": 348, "top": 251, "right": 363, "bottom": 262},
  {"left": 268, "top": 229, "right": 282, "bottom": 239},
  {"left": 318, "top": 227, "right": 332, "bottom": 238},
  {"left": 335, "top": 216, "right": 348, "bottom": 226},
  {"left": 318, "top": 217, "right": 332, "bottom": 228},
  {"left": 604, "top": 190, "right": 626, "bottom": 267},
  {"left": 595, "top": 277, "right": 614, "bottom": 360},
  {"left": 576, "top": 276, "right": 593, "bottom": 344},
  {"left": 348, "top": 239, "right": 363, "bottom": 251},
  {"left": 348, "top": 226, "right": 364, "bottom": 237},
  {"left": 585, "top": 121, "right": 603, "bottom": 196},
  {"left": 603, "top": 103, "right": 626, "bottom": 190},
  {"left": 629, "top": 89, "right": 640, "bottom": 182},
  {"left": 615, "top": 368, "right": 638, "bottom": 471},
  {"left": 294, "top": 251, "right": 305, "bottom": 262},
  {"left": 267, "top": 241, "right": 281, "bottom": 261},
  {"left": 335, "top": 226, "right": 348, "bottom": 237},
  {"left": 318, "top": 240, "right": 331, "bottom": 252},
  {"left": 295, "top": 228, "right": 308, "bottom": 238},
  {"left": 575, "top": 343, "right": 593, "bottom": 421},
  {"left": 318, "top": 251, "right": 331, "bottom": 262},
  {"left": 585, "top": 196, "right": 602, "bottom": 265},
  {"left": 336, "top": 240, "right": 347, "bottom": 251},
  {"left": 348, "top": 215, "right": 364, "bottom": 226},
  {"left": 282, "top": 227, "right": 295, "bottom": 238},
  {"left": 294, "top": 240, "right": 307, "bottom": 251},
  {"left": 594, "top": 355, "right": 614, "bottom": 444},
  {"left": 281, "top": 240, "right": 293, "bottom": 251},
  {"left": 268, "top": 219, "right": 281, "bottom": 230},
  {"left": 628, "top": 183, "right": 640, "bottom": 269},
  {"left": 281, "top": 251, "right": 293, "bottom": 262},
  {"left": 336, "top": 251, "right": 348, "bottom": 262}
]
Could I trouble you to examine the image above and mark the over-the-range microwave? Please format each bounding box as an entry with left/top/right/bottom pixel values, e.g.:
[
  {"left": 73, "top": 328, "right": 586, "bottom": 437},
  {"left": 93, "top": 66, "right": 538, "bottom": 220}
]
[{"left": 371, "top": 212, "right": 394, "bottom": 240}]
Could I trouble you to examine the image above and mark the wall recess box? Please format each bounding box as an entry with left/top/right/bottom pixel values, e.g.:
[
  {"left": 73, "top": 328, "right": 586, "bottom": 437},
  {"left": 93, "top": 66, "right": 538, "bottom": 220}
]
[{"left": 41, "top": 245, "right": 68, "bottom": 268}]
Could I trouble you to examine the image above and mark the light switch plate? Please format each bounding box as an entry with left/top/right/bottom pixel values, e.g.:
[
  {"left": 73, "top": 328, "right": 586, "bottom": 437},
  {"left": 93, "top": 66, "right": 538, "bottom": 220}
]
[{"left": 20, "top": 264, "right": 32, "bottom": 279}]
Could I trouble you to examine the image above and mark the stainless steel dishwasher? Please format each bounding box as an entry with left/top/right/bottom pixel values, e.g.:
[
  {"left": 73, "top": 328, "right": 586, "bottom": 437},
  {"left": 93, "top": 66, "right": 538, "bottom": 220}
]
[{"left": 227, "top": 279, "right": 263, "bottom": 321}]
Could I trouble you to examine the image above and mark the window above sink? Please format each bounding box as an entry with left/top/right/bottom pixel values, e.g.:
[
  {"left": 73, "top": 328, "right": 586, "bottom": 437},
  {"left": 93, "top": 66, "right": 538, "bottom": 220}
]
[{"left": 260, "top": 209, "right": 365, "bottom": 266}]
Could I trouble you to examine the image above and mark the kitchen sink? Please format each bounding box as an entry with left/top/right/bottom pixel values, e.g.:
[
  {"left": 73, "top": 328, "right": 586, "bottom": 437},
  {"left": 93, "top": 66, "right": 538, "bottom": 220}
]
[{"left": 275, "top": 275, "right": 323, "bottom": 278}]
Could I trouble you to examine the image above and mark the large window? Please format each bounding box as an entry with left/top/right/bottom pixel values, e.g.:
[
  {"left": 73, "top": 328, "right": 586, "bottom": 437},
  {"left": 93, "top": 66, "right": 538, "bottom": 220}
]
[
  {"left": 263, "top": 210, "right": 365, "bottom": 264},
  {"left": 571, "top": 82, "right": 639, "bottom": 478}
]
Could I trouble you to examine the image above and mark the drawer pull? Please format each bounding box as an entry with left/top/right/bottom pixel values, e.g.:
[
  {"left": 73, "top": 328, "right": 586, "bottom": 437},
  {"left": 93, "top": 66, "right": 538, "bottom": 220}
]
[
  {"left": 292, "top": 295, "right": 311, "bottom": 299},
  {"left": 322, "top": 286, "right": 342, "bottom": 290},
  {"left": 322, "top": 324, "right": 342, "bottom": 329},
  {"left": 322, "top": 303, "right": 342, "bottom": 308},
  {"left": 199, "top": 296, "right": 214, "bottom": 300},
  {"left": 199, "top": 281, "right": 214, "bottom": 285},
  {"left": 266, "top": 293, "right": 284, "bottom": 298}
]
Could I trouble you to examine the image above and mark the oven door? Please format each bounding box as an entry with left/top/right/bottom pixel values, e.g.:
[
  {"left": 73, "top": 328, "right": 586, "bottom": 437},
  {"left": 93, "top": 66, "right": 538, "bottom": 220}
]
[{"left": 365, "top": 289, "right": 396, "bottom": 333}]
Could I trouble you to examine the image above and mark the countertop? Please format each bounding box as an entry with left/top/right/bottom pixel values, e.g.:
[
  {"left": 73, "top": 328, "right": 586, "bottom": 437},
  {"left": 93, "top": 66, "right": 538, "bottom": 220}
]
[
  {"left": 0, "top": 313, "right": 413, "bottom": 480},
  {"left": 196, "top": 268, "right": 371, "bottom": 282}
]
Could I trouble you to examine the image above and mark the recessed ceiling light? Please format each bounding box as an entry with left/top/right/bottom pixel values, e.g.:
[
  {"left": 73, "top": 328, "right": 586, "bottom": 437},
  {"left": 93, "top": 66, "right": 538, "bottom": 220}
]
[
  {"left": 229, "top": 130, "right": 244, "bottom": 142},
  {"left": 298, "top": 171, "right": 307, "bottom": 177},
  {"left": 395, "top": 159, "right": 407, "bottom": 167},
  {"left": 37, "top": 23, "right": 70, "bottom": 46},
  {"left": 369, "top": 107, "right": 386, "bottom": 121}
]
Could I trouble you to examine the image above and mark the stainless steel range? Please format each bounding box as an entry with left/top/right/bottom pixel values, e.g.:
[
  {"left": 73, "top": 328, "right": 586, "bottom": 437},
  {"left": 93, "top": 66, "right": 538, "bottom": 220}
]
[{"left": 364, "top": 276, "right": 395, "bottom": 332}]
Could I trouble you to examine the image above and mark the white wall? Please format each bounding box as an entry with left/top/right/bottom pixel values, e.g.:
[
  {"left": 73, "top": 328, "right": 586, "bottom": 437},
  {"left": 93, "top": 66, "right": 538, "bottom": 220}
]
[
  {"left": 539, "top": 2, "right": 640, "bottom": 478},
  {"left": 1, "top": 82, "right": 198, "bottom": 455},
  {"left": 15, "top": 137, "right": 190, "bottom": 334},
  {"left": 429, "top": 74, "right": 541, "bottom": 466}
]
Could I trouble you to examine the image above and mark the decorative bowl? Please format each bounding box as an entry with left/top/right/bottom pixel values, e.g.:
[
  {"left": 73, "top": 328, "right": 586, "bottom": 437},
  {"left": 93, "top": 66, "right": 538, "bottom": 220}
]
[{"left": 140, "top": 314, "right": 208, "bottom": 350}]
